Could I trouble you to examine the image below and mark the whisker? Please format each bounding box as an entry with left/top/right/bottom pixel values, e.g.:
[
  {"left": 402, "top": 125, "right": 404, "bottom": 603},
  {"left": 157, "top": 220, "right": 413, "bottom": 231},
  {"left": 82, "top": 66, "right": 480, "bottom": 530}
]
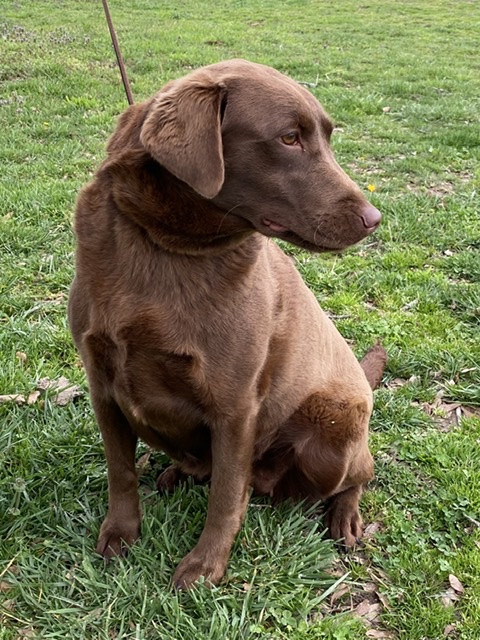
[{"left": 216, "top": 203, "right": 242, "bottom": 234}]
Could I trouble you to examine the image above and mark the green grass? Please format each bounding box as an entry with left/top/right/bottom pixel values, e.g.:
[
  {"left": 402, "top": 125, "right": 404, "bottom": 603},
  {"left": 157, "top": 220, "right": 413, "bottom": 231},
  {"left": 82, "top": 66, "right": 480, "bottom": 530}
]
[{"left": 1, "top": 0, "right": 479, "bottom": 638}]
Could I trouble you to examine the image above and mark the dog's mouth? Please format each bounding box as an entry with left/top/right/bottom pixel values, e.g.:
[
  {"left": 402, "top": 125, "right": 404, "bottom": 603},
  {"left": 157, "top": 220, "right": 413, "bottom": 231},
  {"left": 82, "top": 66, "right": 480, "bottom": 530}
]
[
  {"left": 260, "top": 209, "right": 380, "bottom": 253},
  {"left": 261, "top": 217, "right": 335, "bottom": 252},
  {"left": 262, "top": 218, "right": 288, "bottom": 233}
]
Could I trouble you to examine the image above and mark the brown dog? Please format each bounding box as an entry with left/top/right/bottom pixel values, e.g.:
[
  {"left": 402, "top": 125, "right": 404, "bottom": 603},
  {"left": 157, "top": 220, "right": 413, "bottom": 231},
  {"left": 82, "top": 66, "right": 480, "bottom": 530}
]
[{"left": 69, "top": 59, "right": 386, "bottom": 589}]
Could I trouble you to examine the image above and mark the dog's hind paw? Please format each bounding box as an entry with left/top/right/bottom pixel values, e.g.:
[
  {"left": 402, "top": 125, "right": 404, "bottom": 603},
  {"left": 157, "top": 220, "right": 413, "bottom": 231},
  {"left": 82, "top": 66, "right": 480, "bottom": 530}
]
[{"left": 156, "top": 465, "right": 188, "bottom": 492}]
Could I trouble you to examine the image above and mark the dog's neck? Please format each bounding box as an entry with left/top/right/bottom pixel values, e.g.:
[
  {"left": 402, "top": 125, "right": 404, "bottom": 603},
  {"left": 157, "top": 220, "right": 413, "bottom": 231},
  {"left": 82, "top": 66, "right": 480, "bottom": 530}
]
[{"left": 102, "top": 155, "right": 255, "bottom": 256}]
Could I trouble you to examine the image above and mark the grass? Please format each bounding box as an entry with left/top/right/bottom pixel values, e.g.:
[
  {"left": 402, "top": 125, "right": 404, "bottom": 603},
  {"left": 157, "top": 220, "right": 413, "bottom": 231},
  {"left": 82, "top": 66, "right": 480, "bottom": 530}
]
[{"left": 1, "top": 0, "right": 479, "bottom": 638}]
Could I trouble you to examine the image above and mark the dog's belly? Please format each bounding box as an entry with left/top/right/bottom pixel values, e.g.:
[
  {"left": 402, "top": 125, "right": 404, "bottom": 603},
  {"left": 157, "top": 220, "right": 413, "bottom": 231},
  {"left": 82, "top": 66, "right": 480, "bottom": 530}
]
[{"left": 125, "top": 406, "right": 212, "bottom": 465}]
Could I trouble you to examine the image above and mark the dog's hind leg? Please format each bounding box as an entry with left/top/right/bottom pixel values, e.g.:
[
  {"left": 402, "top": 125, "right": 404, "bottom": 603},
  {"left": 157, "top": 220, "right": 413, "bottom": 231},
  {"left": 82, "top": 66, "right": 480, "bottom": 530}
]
[{"left": 274, "top": 386, "right": 374, "bottom": 546}]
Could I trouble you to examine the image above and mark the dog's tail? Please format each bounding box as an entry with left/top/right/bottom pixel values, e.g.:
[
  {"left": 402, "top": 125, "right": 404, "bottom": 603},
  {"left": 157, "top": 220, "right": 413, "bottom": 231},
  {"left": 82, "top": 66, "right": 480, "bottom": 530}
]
[{"left": 360, "top": 342, "right": 387, "bottom": 390}]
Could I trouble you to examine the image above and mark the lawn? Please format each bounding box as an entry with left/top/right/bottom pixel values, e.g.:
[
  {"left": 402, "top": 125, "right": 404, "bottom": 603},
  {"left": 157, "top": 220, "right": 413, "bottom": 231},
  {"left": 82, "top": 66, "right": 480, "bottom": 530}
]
[{"left": 1, "top": 0, "right": 479, "bottom": 638}]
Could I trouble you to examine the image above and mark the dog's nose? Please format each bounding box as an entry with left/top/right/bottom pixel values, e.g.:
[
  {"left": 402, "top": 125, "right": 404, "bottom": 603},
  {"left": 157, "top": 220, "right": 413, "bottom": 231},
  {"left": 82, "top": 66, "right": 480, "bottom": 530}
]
[{"left": 360, "top": 204, "right": 382, "bottom": 230}]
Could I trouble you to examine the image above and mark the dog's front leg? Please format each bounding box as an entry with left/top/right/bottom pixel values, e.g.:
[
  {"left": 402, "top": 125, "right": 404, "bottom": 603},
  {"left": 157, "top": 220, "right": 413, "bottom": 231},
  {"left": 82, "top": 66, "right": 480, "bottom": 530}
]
[
  {"left": 93, "top": 396, "right": 141, "bottom": 559},
  {"left": 172, "top": 414, "right": 255, "bottom": 589}
]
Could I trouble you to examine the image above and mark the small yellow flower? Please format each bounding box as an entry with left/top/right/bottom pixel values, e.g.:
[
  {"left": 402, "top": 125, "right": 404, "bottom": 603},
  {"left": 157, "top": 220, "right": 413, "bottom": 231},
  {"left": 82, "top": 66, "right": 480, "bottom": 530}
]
[{"left": 367, "top": 184, "right": 376, "bottom": 192}]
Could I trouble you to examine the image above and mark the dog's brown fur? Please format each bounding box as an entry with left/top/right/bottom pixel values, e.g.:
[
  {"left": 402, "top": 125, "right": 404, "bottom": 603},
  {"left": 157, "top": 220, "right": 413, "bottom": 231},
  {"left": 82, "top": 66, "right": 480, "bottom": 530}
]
[{"left": 69, "top": 59, "right": 386, "bottom": 589}]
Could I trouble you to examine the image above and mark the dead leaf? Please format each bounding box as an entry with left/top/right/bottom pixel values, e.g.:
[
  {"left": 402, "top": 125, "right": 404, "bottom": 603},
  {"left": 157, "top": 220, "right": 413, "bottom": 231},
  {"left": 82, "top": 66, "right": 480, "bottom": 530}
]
[
  {"left": 386, "top": 378, "right": 408, "bottom": 390},
  {"left": 37, "top": 376, "right": 82, "bottom": 406},
  {"left": 364, "top": 522, "right": 381, "bottom": 538},
  {"left": 418, "top": 395, "right": 477, "bottom": 431},
  {"left": 53, "top": 385, "right": 82, "bottom": 405},
  {"left": 16, "top": 351, "right": 27, "bottom": 364},
  {"left": 458, "top": 406, "right": 480, "bottom": 420},
  {"left": 401, "top": 299, "right": 418, "bottom": 311},
  {"left": 0, "top": 581, "right": 12, "bottom": 592},
  {"left": 366, "top": 630, "right": 395, "bottom": 639},
  {"left": 441, "top": 587, "right": 460, "bottom": 606},
  {"left": 27, "top": 391, "right": 41, "bottom": 405},
  {"left": 443, "top": 624, "right": 457, "bottom": 636},
  {"left": 0, "top": 394, "right": 25, "bottom": 404},
  {"left": 350, "top": 554, "right": 367, "bottom": 565},
  {"left": 364, "top": 603, "right": 381, "bottom": 623},
  {"left": 136, "top": 451, "right": 152, "bottom": 476},
  {"left": 377, "top": 591, "right": 390, "bottom": 609},
  {"left": 330, "top": 583, "right": 351, "bottom": 604},
  {"left": 1, "top": 599, "right": 14, "bottom": 612},
  {"left": 448, "top": 574, "right": 465, "bottom": 594},
  {"left": 1, "top": 377, "right": 82, "bottom": 407},
  {"left": 355, "top": 599, "right": 373, "bottom": 616}
]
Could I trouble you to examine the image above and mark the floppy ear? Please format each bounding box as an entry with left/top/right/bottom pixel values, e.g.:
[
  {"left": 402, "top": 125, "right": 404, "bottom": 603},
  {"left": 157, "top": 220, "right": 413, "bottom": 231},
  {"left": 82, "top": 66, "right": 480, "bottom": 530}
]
[{"left": 140, "top": 76, "right": 227, "bottom": 199}]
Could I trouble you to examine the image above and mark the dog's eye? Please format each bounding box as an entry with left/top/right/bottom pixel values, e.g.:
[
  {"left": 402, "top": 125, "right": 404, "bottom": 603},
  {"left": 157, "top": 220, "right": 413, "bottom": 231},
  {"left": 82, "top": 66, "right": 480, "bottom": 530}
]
[{"left": 280, "top": 132, "right": 300, "bottom": 146}]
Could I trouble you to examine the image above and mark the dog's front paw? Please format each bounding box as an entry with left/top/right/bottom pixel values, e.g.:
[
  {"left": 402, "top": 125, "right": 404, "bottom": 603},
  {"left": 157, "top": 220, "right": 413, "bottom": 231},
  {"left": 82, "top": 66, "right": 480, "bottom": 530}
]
[
  {"left": 172, "top": 547, "right": 227, "bottom": 589},
  {"left": 324, "top": 488, "right": 363, "bottom": 547},
  {"left": 326, "top": 506, "right": 363, "bottom": 547},
  {"left": 96, "top": 516, "right": 140, "bottom": 559}
]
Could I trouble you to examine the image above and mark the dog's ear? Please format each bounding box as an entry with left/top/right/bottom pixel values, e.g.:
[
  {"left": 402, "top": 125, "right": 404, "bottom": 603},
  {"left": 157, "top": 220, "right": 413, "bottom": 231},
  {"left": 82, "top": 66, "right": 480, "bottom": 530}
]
[{"left": 140, "top": 76, "right": 227, "bottom": 199}]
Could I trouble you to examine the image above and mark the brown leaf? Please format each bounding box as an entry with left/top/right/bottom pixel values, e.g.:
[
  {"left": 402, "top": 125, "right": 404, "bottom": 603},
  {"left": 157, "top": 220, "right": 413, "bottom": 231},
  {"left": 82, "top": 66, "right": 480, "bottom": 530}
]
[
  {"left": 350, "top": 554, "right": 367, "bottom": 565},
  {"left": 330, "top": 583, "right": 351, "bottom": 604},
  {"left": 366, "top": 631, "right": 395, "bottom": 639},
  {"left": 27, "top": 391, "right": 41, "bottom": 405},
  {"left": 37, "top": 376, "right": 82, "bottom": 406},
  {"left": 0, "top": 394, "right": 25, "bottom": 404},
  {"left": 364, "top": 602, "right": 381, "bottom": 623},
  {"left": 377, "top": 592, "right": 390, "bottom": 609},
  {"left": 54, "top": 386, "right": 83, "bottom": 405},
  {"left": 386, "top": 377, "right": 408, "bottom": 390},
  {"left": 458, "top": 406, "right": 480, "bottom": 420},
  {"left": 16, "top": 351, "right": 27, "bottom": 364},
  {"left": 443, "top": 624, "right": 457, "bottom": 637},
  {"left": 0, "top": 581, "right": 13, "bottom": 592},
  {"left": 441, "top": 587, "right": 460, "bottom": 606},
  {"left": 136, "top": 452, "right": 152, "bottom": 476},
  {"left": 401, "top": 299, "right": 418, "bottom": 311},
  {"left": 1, "top": 599, "right": 14, "bottom": 612},
  {"left": 448, "top": 574, "right": 465, "bottom": 594},
  {"left": 364, "top": 522, "right": 381, "bottom": 538},
  {"left": 355, "top": 599, "right": 373, "bottom": 616}
]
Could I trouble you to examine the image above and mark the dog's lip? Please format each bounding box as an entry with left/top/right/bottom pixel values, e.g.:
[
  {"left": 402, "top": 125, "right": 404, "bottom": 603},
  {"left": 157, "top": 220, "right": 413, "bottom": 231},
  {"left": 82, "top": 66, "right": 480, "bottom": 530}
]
[
  {"left": 262, "top": 218, "right": 289, "bottom": 233},
  {"left": 260, "top": 220, "right": 335, "bottom": 252},
  {"left": 260, "top": 218, "right": 351, "bottom": 252}
]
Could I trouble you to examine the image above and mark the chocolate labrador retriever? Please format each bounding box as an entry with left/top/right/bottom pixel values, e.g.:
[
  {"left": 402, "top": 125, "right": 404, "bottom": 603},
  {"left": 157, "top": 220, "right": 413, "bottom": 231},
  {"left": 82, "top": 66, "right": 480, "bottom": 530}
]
[{"left": 69, "top": 59, "right": 386, "bottom": 588}]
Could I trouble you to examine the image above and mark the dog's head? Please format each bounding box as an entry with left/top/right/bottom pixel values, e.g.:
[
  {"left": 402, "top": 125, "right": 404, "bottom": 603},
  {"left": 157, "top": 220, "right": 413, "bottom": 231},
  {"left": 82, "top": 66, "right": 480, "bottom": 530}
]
[{"left": 138, "top": 59, "right": 381, "bottom": 252}]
